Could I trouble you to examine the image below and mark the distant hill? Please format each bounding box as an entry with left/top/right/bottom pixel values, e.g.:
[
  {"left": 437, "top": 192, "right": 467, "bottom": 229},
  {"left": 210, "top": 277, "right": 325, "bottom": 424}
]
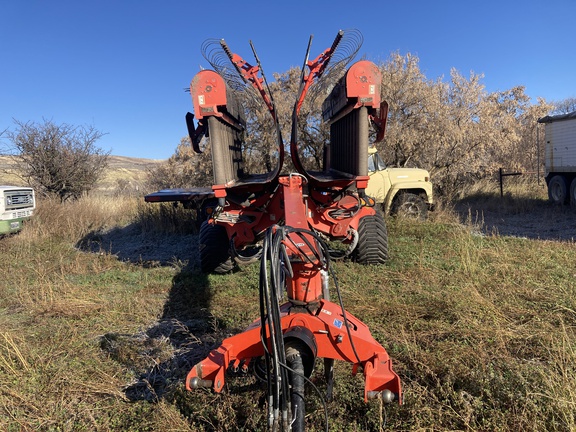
[
  {"left": 98, "top": 155, "right": 164, "bottom": 194},
  {"left": 0, "top": 155, "right": 164, "bottom": 194}
]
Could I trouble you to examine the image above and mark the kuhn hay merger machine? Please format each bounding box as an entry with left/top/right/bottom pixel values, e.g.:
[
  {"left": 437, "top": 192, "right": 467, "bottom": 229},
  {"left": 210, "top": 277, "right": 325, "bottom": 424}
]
[{"left": 146, "top": 29, "right": 401, "bottom": 431}]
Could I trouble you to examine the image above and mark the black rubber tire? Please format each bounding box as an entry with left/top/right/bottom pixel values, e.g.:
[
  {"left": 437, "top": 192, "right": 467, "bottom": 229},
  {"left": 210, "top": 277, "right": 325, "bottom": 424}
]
[
  {"left": 391, "top": 192, "right": 428, "bottom": 220},
  {"left": 548, "top": 175, "right": 568, "bottom": 205},
  {"left": 570, "top": 178, "right": 576, "bottom": 207},
  {"left": 353, "top": 212, "right": 389, "bottom": 265},
  {"left": 198, "top": 221, "right": 234, "bottom": 274}
]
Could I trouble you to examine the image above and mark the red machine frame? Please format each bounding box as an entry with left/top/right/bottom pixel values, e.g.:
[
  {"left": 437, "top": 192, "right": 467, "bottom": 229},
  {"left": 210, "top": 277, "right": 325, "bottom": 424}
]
[
  {"left": 186, "top": 174, "right": 401, "bottom": 403},
  {"left": 145, "top": 31, "right": 402, "bottom": 430},
  {"left": 182, "top": 32, "right": 402, "bottom": 416}
]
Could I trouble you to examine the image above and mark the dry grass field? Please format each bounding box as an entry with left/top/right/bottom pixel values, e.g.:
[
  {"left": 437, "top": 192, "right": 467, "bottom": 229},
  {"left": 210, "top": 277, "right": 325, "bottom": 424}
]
[{"left": 1, "top": 161, "right": 575, "bottom": 431}]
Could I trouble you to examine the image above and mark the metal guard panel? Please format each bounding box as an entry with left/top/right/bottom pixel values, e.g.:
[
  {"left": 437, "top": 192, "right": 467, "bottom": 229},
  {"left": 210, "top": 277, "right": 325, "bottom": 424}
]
[
  {"left": 322, "top": 60, "right": 381, "bottom": 122},
  {"left": 190, "top": 70, "right": 245, "bottom": 127},
  {"left": 190, "top": 70, "right": 228, "bottom": 120},
  {"left": 144, "top": 187, "right": 214, "bottom": 203},
  {"left": 345, "top": 60, "right": 381, "bottom": 104}
]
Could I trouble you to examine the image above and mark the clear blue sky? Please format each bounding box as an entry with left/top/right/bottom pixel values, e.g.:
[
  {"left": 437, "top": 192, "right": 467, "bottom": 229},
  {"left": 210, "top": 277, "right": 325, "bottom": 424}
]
[{"left": 1, "top": 0, "right": 574, "bottom": 160}]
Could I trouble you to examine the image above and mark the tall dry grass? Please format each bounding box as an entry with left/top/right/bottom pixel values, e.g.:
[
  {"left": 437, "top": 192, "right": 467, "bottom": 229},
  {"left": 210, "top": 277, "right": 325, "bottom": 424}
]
[{"left": 0, "top": 194, "right": 192, "bottom": 431}]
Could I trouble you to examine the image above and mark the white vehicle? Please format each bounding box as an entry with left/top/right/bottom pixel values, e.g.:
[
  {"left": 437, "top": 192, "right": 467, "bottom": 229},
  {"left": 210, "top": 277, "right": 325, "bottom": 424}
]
[
  {"left": 538, "top": 111, "right": 576, "bottom": 205},
  {"left": 0, "top": 186, "right": 35, "bottom": 235}
]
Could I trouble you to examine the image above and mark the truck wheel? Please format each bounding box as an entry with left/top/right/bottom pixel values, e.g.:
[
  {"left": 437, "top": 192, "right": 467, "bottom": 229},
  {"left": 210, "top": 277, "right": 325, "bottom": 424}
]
[
  {"left": 548, "top": 175, "right": 568, "bottom": 205},
  {"left": 392, "top": 193, "right": 428, "bottom": 219},
  {"left": 198, "top": 221, "right": 234, "bottom": 274},
  {"left": 353, "top": 213, "right": 389, "bottom": 265},
  {"left": 570, "top": 179, "right": 576, "bottom": 207}
]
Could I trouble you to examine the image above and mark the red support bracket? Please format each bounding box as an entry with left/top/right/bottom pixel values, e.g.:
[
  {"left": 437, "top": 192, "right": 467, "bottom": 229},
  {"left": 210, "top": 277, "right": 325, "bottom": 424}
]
[
  {"left": 186, "top": 300, "right": 402, "bottom": 403},
  {"left": 370, "top": 101, "right": 389, "bottom": 143}
]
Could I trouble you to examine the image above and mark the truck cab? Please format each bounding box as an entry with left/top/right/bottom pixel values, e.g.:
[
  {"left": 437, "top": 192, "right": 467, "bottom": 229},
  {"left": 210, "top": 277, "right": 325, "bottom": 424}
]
[
  {"left": 0, "top": 186, "right": 35, "bottom": 235},
  {"left": 365, "top": 147, "right": 433, "bottom": 219}
]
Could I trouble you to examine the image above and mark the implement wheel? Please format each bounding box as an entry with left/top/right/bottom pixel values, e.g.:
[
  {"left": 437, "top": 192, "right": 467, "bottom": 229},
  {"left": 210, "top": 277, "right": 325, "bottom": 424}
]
[
  {"left": 198, "top": 221, "right": 234, "bottom": 274},
  {"left": 353, "top": 212, "right": 389, "bottom": 265}
]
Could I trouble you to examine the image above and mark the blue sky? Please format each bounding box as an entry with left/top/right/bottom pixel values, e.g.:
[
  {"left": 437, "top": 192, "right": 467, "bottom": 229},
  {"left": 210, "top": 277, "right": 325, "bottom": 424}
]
[{"left": 1, "top": 0, "right": 574, "bottom": 160}]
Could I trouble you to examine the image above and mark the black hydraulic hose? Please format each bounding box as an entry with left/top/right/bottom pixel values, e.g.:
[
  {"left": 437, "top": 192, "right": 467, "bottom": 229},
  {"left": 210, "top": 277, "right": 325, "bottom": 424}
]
[
  {"left": 284, "top": 227, "right": 329, "bottom": 270},
  {"left": 266, "top": 233, "right": 282, "bottom": 426},
  {"left": 259, "top": 225, "right": 340, "bottom": 431},
  {"left": 282, "top": 225, "right": 363, "bottom": 367},
  {"left": 260, "top": 226, "right": 297, "bottom": 429},
  {"left": 330, "top": 265, "right": 362, "bottom": 366},
  {"left": 280, "top": 360, "right": 329, "bottom": 432},
  {"left": 286, "top": 346, "right": 306, "bottom": 432},
  {"left": 259, "top": 231, "right": 274, "bottom": 427},
  {"left": 281, "top": 226, "right": 363, "bottom": 367},
  {"left": 269, "top": 230, "right": 289, "bottom": 426}
]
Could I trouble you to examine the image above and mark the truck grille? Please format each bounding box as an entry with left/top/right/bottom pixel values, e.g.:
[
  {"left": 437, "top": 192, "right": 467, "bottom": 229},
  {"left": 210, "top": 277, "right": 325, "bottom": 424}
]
[{"left": 5, "top": 191, "right": 35, "bottom": 209}]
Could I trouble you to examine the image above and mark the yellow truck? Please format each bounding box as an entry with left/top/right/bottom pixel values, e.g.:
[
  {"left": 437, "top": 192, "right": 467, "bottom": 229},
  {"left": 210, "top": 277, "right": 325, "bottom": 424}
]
[{"left": 365, "top": 146, "right": 433, "bottom": 219}]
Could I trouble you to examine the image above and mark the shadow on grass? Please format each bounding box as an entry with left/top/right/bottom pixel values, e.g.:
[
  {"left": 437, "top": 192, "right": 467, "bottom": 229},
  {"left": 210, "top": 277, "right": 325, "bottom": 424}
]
[
  {"left": 120, "top": 266, "right": 222, "bottom": 402},
  {"left": 77, "top": 224, "right": 225, "bottom": 403},
  {"left": 455, "top": 194, "right": 576, "bottom": 241},
  {"left": 76, "top": 222, "right": 200, "bottom": 268},
  {"left": 98, "top": 260, "right": 228, "bottom": 403}
]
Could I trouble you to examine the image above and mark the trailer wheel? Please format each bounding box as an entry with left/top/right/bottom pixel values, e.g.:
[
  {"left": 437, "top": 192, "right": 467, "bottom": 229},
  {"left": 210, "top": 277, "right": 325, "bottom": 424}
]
[
  {"left": 570, "top": 179, "right": 576, "bottom": 207},
  {"left": 198, "top": 221, "right": 234, "bottom": 274},
  {"left": 548, "top": 175, "right": 568, "bottom": 205},
  {"left": 353, "top": 212, "right": 389, "bottom": 265},
  {"left": 391, "top": 192, "right": 428, "bottom": 220}
]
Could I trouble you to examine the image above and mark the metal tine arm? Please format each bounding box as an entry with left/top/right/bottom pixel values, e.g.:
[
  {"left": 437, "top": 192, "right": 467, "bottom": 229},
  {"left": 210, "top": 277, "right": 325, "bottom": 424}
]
[
  {"left": 219, "top": 39, "right": 277, "bottom": 121},
  {"left": 295, "top": 30, "right": 343, "bottom": 114}
]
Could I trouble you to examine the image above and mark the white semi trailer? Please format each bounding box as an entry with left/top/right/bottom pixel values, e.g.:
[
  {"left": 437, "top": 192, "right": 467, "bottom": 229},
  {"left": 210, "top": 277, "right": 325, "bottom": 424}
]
[{"left": 538, "top": 111, "right": 576, "bottom": 205}]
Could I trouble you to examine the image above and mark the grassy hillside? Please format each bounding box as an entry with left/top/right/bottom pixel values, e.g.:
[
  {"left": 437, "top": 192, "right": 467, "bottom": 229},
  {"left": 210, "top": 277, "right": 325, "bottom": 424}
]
[
  {"left": 1, "top": 179, "right": 575, "bottom": 431},
  {"left": 0, "top": 155, "right": 162, "bottom": 194}
]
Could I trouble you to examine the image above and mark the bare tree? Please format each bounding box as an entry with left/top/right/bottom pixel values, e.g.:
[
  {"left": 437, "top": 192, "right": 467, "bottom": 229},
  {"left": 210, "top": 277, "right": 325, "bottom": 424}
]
[
  {"left": 377, "top": 53, "right": 551, "bottom": 198},
  {"left": 146, "top": 137, "right": 213, "bottom": 191},
  {"left": 158, "top": 53, "right": 553, "bottom": 201},
  {"left": 549, "top": 97, "right": 576, "bottom": 115},
  {"left": 6, "top": 119, "right": 109, "bottom": 201}
]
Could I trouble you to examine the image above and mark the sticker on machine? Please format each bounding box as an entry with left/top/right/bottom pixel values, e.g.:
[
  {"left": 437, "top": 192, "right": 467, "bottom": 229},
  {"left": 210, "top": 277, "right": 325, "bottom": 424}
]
[{"left": 333, "top": 319, "right": 343, "bottom": 329}]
